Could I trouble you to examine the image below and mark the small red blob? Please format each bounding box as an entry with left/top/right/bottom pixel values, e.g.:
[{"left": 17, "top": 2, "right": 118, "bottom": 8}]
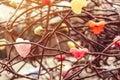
[
  {"left": 55, "top": 54, "right": 66, "bottom": 62},
  {"left": 113, "top": 35, "right": 120, "bottom": 48},
  {"left": 70, "top": 48, "right": 88, "bottom": 60},
  {"left": 41, "top": 0, "right": 50, "bottom": 5}
]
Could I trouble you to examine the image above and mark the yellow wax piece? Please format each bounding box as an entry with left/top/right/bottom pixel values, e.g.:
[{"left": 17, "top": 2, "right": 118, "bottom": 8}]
[
  {"left": 57, "top": 64, "right": 65, "bottom": 69},
  {"left": 71, "top": 0, "right": 87, "bottom": 14},
  {"left": 34, "top": 26, "right": 43, "bottom": 35},
  {"left": 0, "top": 40, "right": 6, "bottom": 50},
  {"left": 61, "top": 23, "right": 69, "bottom": 31},
  {"left": 9, "top": 1, "right": 17, "bottom": 8},
  {"left": 67, "top": 41, "right": 76, "bottom": 48}
]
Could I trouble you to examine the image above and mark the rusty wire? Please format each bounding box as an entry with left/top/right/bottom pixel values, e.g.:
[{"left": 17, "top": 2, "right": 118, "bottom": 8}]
[{"left": 0, "top": 0, "right": 120, "bottom": 80}]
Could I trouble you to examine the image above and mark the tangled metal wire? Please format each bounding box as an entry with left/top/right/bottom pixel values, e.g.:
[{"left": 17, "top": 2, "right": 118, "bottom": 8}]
[{"left": 0, "top": 0, "right": 120, "bottom": 80}]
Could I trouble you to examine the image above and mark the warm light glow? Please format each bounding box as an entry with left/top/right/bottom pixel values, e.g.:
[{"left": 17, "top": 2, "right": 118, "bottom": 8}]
[{"left": 10, "top": 0, "right": 22, "bottom": 3}]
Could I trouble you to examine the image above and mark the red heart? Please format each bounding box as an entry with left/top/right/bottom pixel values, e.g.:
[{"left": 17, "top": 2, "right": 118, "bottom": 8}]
[
  {"left": 14, "top": 38, "right": 31, "bottom": 58},
  {"left": 88, "top": 20, "right": 106, "bottom": 35},
  {"left": 42, "top": 0, "right": 50, "bottom": 5},
  {"left": 70, "top": 48, "right": 88, "bottom": 60},
  {"left": 55, "top": 54, "right": 66, "bottom": 62}
]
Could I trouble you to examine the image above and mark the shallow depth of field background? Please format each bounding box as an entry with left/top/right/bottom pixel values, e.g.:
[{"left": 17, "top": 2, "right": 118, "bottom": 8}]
[{"left": 0, "top": 0, "right": 120, "bottom": 80}]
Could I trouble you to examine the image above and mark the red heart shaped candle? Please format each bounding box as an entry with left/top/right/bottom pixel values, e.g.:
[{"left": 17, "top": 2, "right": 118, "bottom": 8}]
[
  {"left": 70, "top": 48, "right": 88, "bottom": 60},
  {"left": 42, "top": 0, "right": 50, "bottom": 5},
  {"left": 88, "top": 20, "right": 106, "bottom": 35},
  {"left": 55, "top": 54, "right": 66, "bottom": 62}
]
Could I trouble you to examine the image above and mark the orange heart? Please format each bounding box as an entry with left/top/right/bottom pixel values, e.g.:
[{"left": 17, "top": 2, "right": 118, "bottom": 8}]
[{"left": 88, "top": 20, "right": 106, "bottom": 35}]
